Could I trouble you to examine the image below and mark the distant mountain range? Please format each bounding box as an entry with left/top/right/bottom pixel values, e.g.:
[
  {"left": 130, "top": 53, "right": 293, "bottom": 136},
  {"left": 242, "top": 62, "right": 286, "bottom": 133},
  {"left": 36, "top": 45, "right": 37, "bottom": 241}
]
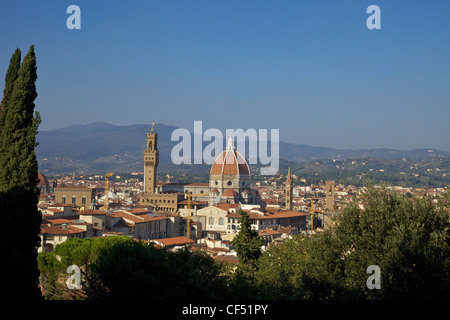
[{"left": 35, "top": 122, "right": 450, "bottom": 176}]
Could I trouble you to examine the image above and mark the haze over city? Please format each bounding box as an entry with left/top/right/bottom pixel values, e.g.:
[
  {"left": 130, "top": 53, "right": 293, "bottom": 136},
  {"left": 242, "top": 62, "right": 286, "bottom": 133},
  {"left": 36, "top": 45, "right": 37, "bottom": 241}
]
[{"left": 1, "top": 0, "right": 449, "bottom": 151}]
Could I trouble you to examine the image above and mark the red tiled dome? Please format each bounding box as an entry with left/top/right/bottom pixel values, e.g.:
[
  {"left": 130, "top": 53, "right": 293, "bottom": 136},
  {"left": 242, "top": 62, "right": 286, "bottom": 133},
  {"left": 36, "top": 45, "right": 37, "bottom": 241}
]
[
  {"left": 38, "top": 172, "right": 49, "bottom": 188},
  {"left": 222, "top": 188, "right": 239, "bottom": 197},
  {"left": 210, "top": 136, "right": 250, "bottom": 176}
]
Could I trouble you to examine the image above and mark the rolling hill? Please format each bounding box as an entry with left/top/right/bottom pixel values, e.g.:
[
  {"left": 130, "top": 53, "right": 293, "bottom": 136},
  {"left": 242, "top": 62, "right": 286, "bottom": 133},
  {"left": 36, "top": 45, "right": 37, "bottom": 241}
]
[{"left": 35, "top": 122, "right": 450, "bottom": 176}]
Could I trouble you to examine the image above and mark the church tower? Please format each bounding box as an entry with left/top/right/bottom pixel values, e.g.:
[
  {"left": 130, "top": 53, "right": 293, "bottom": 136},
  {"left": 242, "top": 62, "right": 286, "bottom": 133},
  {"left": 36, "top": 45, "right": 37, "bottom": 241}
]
[
  {"left": 325, "top": 180, "right": 335, "bottom": 212},
  {"left": 144, "top": 123, "right": 159, "bottom": 194},
  {"left": 285, "top": 167, "right": 293, "bottom": 210}
]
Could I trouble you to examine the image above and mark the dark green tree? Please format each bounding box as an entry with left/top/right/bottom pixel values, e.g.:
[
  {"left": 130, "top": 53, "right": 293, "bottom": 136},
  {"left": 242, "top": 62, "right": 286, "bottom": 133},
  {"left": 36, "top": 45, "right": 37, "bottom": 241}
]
[
  {"left": 0, "top": 45, "right": 42, "bottom": 300},
  {"left": 231, "top": 210, "right": 263, "bottom": 265},
  {"left": 86, "top": 241, "right": 230, "bottom": 300},
  {"left": 38, "top": 236, "right": 231, "bottom": 300},
  {"left": 38, "top": 236, "right": 137, "bottom": 299},
  {"left": 0, "top": 45, "right": 41, "bottom": 191},
  {"left": 0, "top": 48, "right": 21, "bottom": 144},
  {"left": 331, "top": 186, "right": 450, "bottom": 299},
  {"left": 248, "top": 186, "right": 450, "bottom": 300}
]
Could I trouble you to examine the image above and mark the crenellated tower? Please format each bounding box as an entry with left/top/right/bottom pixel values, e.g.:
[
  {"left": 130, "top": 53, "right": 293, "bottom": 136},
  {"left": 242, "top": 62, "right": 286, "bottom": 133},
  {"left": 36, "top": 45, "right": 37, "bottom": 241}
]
[{"left": 144, "top": 123, "right": 159, "bottom": 194}]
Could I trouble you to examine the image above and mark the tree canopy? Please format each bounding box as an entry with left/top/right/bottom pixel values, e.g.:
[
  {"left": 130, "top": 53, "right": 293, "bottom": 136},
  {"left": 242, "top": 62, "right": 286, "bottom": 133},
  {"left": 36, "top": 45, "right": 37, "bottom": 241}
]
[
  {"left": 38, "top": 236, "right": 231, "bottom": 300},
  {"left": 248, "top": 186, "right": 450, "bottom": 300}
]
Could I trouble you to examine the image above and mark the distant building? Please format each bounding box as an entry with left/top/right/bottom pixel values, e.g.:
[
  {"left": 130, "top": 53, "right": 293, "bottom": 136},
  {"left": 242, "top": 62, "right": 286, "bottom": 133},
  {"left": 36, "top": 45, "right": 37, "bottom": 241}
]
[
  {"left": 325, "top": 180, "right": 335, "bottom": 212},
  {"left": 54, "top": 186, "right": 96, "bottom": 209},
  {"left": 107, "top": 209, "right": 170, "bottom": 240},
  {"left": 39, "top": 219, "right": 95, "bottom": 253},
  {"left": 197, "top": 203, "right": 307, "bottom": 236},
  {"left": 78, "top": 209, "right": 108, "bottom": 231},
  {"left": 150, "top": 236, "right": 195, "bottom": 250},
  {"left": 42, "top": 203, "right": 74, "bottom": 217},
  {"left": 38, "top": 172, "right": 50, "bottom": 194},
  {"left": 197, "top": 203, "right": 240, "bottom": 235},
  {"left": 140, "top": 125, "right": 184, "bottom": 213},
  {"left": 208, "top": 135, "right": 261, "bottom": 205},
  {"left": 323, "top": 180, "right": 336, "bottom": 230},
  {"left": 139, "top": 125, "right": 262, "bottom": 216},
  {"left": 285, "top": 167, "right": 293, "bottom": 210}
]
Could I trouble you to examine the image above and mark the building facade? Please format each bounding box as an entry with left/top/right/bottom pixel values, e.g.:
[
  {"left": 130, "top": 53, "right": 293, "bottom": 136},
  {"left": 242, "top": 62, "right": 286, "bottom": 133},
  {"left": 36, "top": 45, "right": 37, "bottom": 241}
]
[{"left": 54, "top": 186, "right": 96, "bottom": 209}]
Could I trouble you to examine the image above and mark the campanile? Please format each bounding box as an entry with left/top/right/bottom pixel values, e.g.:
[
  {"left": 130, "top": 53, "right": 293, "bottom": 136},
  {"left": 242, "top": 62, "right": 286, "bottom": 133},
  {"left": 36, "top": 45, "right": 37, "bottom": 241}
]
[
  {"left": 144, "top": 123, "right": 159, "bottom": 194},
  {"left": 285, "top": 167, "right": 293, "bottom": 210}
]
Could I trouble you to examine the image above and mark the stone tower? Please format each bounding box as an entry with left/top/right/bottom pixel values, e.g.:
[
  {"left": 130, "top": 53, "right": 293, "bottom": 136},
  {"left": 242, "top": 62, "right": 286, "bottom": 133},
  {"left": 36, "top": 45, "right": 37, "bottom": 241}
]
[
  {"left": 325, "top": 180, "right": 335, "bottom": 212},
  {"left": 144, "top": 123, "right": 159, "bottom": 194},
  {"left": 285, "top": 167, "right": 293, "bottom": 210}
]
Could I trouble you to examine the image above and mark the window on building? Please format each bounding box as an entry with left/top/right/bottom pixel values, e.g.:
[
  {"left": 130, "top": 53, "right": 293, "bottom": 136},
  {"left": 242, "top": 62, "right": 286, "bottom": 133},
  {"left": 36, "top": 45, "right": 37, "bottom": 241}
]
[
  {"left": 209, "top": 217, "right": 214, "bottom": 225},
  {"left": 72, "top": 196, "right": 76, "bottom": 205},
  {"left": 219, "top": 217, "right": 224, "bottom": 225},
  {"left": 61, "top": 196, "right": 66, "bottom": 204},
  {"left": 82, "top": 196, "right": 87, "bottom": 205}
]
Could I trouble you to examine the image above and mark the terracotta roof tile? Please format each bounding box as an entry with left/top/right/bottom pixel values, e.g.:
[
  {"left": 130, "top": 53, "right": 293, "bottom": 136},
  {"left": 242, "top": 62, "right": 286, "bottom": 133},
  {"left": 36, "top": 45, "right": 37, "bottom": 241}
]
[
  {"left": 79, "top": 209, "right": 107, "bottom": 215},
  {"left": 41, "top": 225, "right": 85, "bottom": 235},
  {"left": 222, "top": 188, "right": 239, "bottom": 197},
  {"left": 49, "top": 203, "right": 73, "bottom": 207},
  {"left": 151, "top": 236, "right": 195, "bottom": 247},
  {"left": 210, "top": 150, "right": 250, "bottom": 176}
]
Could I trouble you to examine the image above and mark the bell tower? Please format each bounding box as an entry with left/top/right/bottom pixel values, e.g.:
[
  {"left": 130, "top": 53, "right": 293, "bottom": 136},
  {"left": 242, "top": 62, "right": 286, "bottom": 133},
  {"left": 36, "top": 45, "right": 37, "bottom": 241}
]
[
  {"left": 325, "top": 180, "right": 335, "bottom": 212},
  {"left": 285, "top": 167, "right": 293, "bottom": 210},
  {"left": 144, "top": 123, "right": 159, "bottom": 194}
]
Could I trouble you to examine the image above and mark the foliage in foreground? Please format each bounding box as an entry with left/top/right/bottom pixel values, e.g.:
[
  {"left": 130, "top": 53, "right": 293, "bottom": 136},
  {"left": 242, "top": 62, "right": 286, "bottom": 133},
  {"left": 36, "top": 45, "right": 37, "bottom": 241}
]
[
  {"left": 38, "top": 187, "right": 450, "bottom": 300},
  {"left": 247, "top": 186, "right": 450, "bottom": 300},
  {"left": 38, "top": 236, "right": 230, "bottom": 300}
]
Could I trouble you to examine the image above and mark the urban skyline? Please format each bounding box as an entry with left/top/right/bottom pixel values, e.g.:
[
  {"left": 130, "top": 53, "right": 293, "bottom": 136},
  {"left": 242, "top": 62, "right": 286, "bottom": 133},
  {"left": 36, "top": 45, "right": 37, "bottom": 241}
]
[
  {"left": 1, "top": 1, "right": 449, "bottom": 151},
  {"left": 2, "top": 1, "right": 450, "bottom": 305}
]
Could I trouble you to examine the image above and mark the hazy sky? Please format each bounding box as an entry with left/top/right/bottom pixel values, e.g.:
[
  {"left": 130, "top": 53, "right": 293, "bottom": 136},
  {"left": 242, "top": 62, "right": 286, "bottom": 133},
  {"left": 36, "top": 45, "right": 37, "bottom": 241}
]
[{"left": 1, "top": 1, "right": 449, "bottom": 150}]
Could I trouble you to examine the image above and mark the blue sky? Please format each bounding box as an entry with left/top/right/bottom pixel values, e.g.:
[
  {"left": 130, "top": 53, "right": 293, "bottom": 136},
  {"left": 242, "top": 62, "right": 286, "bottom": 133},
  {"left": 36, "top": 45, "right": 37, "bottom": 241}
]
[{"left": 1, "top": 0, "right": 449, "bottom": 150}]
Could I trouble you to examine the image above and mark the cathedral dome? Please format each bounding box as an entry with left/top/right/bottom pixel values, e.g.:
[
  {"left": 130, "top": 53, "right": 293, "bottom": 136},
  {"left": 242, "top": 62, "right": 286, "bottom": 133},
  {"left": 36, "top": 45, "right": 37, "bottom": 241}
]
[
  {"left": 38, "top": 172, "right": 49, "bottom": 187},
  {"left": 210, "top": 136, "right": 250, "bottom": 176}
]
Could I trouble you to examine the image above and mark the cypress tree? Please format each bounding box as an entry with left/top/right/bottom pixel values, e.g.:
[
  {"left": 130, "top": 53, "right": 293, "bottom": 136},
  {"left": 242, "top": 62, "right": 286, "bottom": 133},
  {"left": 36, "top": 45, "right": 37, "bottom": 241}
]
[
  {"left": 231, "top": 210, "right": 263, "bottom": 265},
  {"left": 0, "top": 45, "right": 42, "bottom": 300},
  {"left": 0, "top": 48, "right": 21, "bottom": 154},
  {"left": 0, "top": 45, "right": 41, "bottom": 191}
]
